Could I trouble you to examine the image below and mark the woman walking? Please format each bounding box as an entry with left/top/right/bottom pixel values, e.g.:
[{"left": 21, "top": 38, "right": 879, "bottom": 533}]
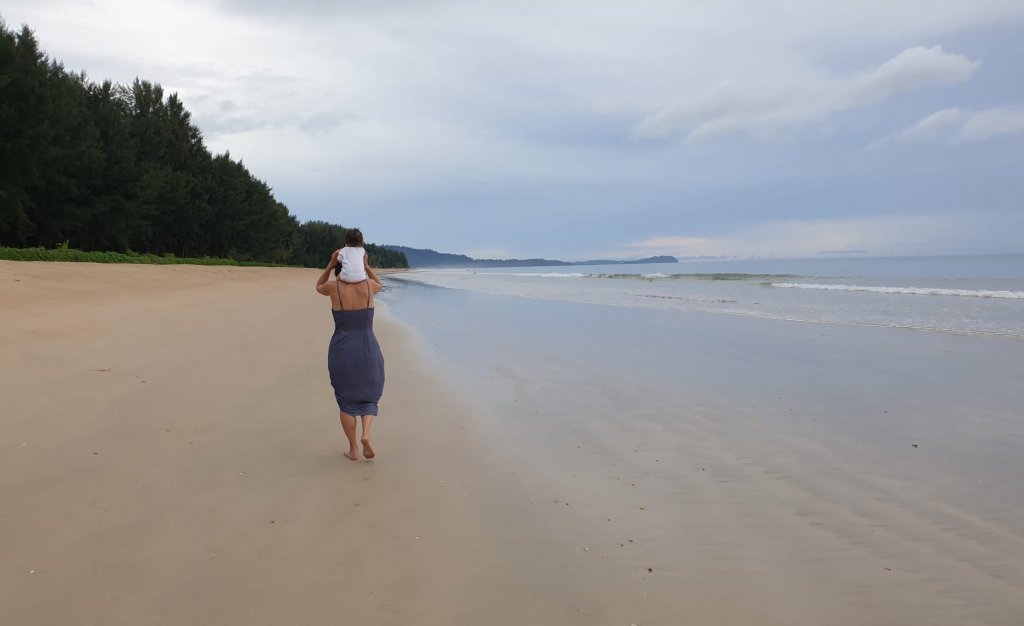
[{"left": 315, "top": 239, "right": 385, "bottom": 461}]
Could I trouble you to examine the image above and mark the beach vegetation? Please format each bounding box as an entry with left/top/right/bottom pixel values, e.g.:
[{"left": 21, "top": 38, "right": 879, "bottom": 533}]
[{"left": 0, "top": 245, "right": 285, "bottom": 266}]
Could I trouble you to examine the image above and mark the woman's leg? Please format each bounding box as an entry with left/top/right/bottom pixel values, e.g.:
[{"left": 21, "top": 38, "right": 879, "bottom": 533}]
[
  {"left": 339, "top": 411, "right": 360, "bottom": 460},
  {"left": 360, "top": 415, "right": 375, "bottom": 459}
]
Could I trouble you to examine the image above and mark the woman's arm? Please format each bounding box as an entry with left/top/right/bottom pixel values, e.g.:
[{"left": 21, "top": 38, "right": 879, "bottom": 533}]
[
  {"left": 315, "top": 250, "right": 340, "bottom": 295},
  {"left": 365, "top": 264, "right": 383, "bottom": 294}
]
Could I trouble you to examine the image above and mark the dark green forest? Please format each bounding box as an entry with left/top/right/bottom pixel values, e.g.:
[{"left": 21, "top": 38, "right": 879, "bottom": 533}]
[{"left": 0, "top": 18, "right": 407, "bottom": 268}]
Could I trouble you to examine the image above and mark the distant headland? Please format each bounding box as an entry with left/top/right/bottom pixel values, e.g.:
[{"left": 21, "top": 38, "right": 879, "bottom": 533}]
[{"left": 384, "top": 245, "right": 677, "bottom": 268}]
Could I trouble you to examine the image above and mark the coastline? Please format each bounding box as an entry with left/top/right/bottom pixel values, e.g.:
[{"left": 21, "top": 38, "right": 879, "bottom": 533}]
[{"left": 4, "top": 261, "right": 1024, "bottom": 625}]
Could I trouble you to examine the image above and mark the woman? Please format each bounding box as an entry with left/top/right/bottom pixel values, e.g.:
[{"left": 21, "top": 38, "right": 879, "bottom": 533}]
[{"left": 315, "top": 246, "right": 385, "bottom": 461}]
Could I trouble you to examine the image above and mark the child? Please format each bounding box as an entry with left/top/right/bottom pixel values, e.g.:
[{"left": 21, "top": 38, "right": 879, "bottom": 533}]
[{"left": 336, "top": 228, "right": 370, "bottom": 283}]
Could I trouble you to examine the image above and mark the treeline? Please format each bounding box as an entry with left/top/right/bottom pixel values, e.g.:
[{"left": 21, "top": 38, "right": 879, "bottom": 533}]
[
  {"left": 291, "top": 221, "right": 408, "bottom": 269},
  {"left": 0, "top": 19, "right": 407, "bottom": 268},
  {"left": 385, "top": 245, "right": 570, "bottom": 268}
]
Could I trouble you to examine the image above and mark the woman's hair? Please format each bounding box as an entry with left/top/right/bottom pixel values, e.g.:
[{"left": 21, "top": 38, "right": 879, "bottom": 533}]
[
  {"left": 344, "top": 228, "right": 364, "bottom": 247},
  {"left": 333, "top": 264, "right": 342, "bottom": 277}
]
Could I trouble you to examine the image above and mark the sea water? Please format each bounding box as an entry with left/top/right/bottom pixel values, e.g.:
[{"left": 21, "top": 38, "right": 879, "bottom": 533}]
[
  {"left": 377, "top": 254, "right": 1024, "bottom": 621},
  {"left": 378, "top": 254, "right": 1024, "bottom": 518},
  {"left": 391, "top": 254, "right": 1024, "bottom": 339}
]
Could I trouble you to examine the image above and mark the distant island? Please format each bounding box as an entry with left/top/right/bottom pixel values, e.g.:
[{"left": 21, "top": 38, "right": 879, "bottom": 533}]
[{"left": 384, "top": 246, "right": 677, "bottom": 268}]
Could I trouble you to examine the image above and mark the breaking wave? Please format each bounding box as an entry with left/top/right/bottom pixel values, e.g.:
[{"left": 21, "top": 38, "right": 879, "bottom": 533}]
[{"left": 771, "top": 283, "right": 1024, "bottom": 299}]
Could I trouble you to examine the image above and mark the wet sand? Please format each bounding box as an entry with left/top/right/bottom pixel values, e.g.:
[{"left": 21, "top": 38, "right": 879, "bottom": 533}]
[
  {"left": 384, "top": 278, "right": 1024, "bottom": 626},
  {"left": 3, "top": 261, "right": 1024, "bottom": 625}
]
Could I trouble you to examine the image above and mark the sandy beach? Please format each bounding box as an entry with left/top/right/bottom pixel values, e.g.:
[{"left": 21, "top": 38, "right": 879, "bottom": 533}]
[
  {"left": 0, "top": 262, "right": 506, "bottom": 625},
  {"left": 3, "top": 261, "right": 1024, "bottom": 626}
]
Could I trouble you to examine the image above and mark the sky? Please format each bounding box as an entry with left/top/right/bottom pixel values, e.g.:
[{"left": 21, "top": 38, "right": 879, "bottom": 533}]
[{"left": 5, "top": 0, "right": 1024, "bottom": 260}]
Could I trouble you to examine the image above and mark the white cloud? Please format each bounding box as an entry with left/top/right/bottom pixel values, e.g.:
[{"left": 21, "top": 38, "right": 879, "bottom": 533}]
[
  {"left": 868, "top": 104, "right": 1024, "bottom": 150},
  {"left": 960, "top": 105, "right": 1024, "bottom": 141},
  {"left": 618, "top": 211, "right": 1024, "bottom": 258},
  {"left": 4, "top": 0, "right": 1023, "bottom": 256},
  {"left": 633, "top": 46, "right": 979, "bottom": 142}
]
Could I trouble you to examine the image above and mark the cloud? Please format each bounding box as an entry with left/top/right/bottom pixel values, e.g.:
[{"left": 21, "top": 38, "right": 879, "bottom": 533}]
[
  {"left": 868, "top": 104, "right": 1024, "bottom": 150},
  {"left": 625, "top": 237, "right": 714, "bottom": 253},
  {"left": 212, "top": 0, "right": 433, "bottom": 18},
  {"left": 617, "top": 211, "right": 1024, "bottom": 258},
  {"left": 198, "top": 105, "right": 362, "bottom": 137},
  {"left": 4, "top": 0, "right": 1024, "bottom": 258},
  {"left": 633, "top": 46, "right": 980, "bottom": 142}
]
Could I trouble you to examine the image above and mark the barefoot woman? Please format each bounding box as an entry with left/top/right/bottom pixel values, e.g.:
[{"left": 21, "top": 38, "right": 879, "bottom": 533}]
[{"left": 315, "top": 245, "right": 385, "bottom": 461}]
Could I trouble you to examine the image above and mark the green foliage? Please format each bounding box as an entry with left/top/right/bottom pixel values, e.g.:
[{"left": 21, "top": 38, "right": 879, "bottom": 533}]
[
  {"left": 366, "top": 243, "right": 409, "bottom": 269},
  {"left": 288, "top": 221, "right": 408, "bottom": 269},
  {"left": 0, "top": 17, "right": 408, "bottom": 269},
  {"left": 0, "top": 245, "right": 285, "bottom": 266},
  {"left": 291, "top": 220, "right": 348, "bottom": 268}
]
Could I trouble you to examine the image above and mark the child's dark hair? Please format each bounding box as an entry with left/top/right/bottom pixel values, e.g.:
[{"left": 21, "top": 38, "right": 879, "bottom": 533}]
[{"left": 345, "top": 228, "right": 364, "bottom": 247}]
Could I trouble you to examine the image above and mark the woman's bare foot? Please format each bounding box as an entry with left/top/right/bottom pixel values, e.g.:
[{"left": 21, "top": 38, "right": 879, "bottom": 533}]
[
  {"left": 344, "top": 449, "right": 360, "bottom": 461},
  {"left": 361, "top": 438, "right": 375, "bottom": 460}
]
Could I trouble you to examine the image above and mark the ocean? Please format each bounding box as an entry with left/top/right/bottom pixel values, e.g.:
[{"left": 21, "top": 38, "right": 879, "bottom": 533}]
[
  {"left": 380, "top": 253, "right": 1024, "bottom": 501},
  {"left": 376, "top": 253, "right": 1024, "bottom": 621},
  {"left": 389, "top": 254, "right": 1024, "bottom": 339}
]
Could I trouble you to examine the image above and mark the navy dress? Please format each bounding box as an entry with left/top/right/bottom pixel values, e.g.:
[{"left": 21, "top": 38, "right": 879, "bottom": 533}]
[{"left": 328, "top": 280, "right": 385, "bottom": 416}]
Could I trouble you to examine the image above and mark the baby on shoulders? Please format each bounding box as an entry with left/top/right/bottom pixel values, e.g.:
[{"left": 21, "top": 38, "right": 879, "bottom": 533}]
[{"left": 337, "top": 228, "right": 369, "bottom": 283}]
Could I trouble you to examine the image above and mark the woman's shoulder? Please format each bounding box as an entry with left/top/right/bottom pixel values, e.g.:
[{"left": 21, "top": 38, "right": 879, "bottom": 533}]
[{"left": 338, "top": 279, "right": 376, "bottom": 306}]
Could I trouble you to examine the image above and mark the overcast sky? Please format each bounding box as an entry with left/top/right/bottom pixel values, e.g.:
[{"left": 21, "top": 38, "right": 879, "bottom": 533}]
[{"left": 5, "top": 1, "right": 1024, "bottom": 259}]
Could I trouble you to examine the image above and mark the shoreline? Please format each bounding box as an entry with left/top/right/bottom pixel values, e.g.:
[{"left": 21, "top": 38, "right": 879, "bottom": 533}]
[{"left": 4, "top": 261, "right": 1024, "bottom": 625}]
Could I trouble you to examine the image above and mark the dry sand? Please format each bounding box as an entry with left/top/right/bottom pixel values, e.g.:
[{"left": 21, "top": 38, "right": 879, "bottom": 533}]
[
  {"left": 3, "top": 261, "right": 1023, "bottom": 626},
  {"left": 0, "top": 262, "right": 503, "bottom": 625}
]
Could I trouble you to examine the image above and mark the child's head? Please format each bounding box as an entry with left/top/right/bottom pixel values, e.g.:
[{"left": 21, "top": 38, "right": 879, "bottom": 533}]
[{"left": 344, "top": 228, "right": 364, "bottom": 247}]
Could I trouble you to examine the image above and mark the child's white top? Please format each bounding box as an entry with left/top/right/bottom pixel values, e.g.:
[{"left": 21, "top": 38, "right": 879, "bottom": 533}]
[{"left": 337, "top": 246, "right": 367, "bottom": 283}]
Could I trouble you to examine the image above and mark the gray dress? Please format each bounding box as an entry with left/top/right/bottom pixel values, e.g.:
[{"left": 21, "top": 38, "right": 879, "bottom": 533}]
[{"left": 328, "top": 280, "right": 385, "bottom": 416}]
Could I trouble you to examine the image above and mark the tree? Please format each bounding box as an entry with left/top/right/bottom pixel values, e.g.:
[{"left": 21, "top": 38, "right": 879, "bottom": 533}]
[{"left": 0, "top": 16, "right": 407, "bottom": 267}]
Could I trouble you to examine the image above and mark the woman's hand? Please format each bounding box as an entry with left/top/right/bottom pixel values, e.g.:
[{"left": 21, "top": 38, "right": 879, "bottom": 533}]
[{"left": 317, "top": 249, "right": 341, "bottom": 294}]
